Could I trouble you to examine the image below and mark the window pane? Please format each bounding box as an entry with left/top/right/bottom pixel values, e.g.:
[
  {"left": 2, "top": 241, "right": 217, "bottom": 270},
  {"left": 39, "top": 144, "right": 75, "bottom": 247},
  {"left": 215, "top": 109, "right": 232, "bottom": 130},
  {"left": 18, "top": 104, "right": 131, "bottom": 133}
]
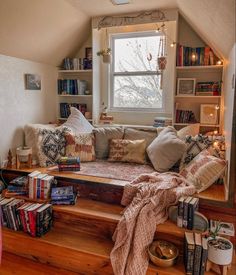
[
  {"left": 113, "top": 75, "right": 162, "bottom": 109},
  {"left": 114, "top": 34, "right": 162, "bottom": 72}
]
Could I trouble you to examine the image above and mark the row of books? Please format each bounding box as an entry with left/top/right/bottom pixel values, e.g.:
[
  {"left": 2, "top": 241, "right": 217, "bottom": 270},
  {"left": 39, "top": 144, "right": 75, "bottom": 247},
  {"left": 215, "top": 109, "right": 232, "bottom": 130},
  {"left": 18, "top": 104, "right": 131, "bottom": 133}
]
[
  {"left": 0, "top": 197, "right": 52, "bottom": 237},
  {"left": 57, "top": 156, "right": 80, "bottom": 172},
  {"left": 57, "top": 79, "right": 88, "bottom": 95},
  {"left": 176, "top": 45, "right": 218, "bottom": 67},
  {"left": 7, "top": 176, "right": 28, "bottom": 196},
  {"left": 28, "top": 171, "right": 54, "bottom": 200},
  {"left": 177, "top": 197, "right": 199, "bottom": 230},
  {"left": 195, "top": 81, "right": 221, "bottom": 96},
  {"left": 184, "top": 232, "right": 208, "bottom": 275},
  {"left": 51, "top": 186, "right": 77, "bottom": 205},
  {"left": 62, "top": 58, "right": 92, "bottom": 70},
  {"left": 60, "top": 103, "right": 87, "bottom": 118},
  {"left": 175, "top": 110, "right": 197, "bottom": 124},
  {"left": 153, "top": 117, "right": 172, "bottom": 128}
]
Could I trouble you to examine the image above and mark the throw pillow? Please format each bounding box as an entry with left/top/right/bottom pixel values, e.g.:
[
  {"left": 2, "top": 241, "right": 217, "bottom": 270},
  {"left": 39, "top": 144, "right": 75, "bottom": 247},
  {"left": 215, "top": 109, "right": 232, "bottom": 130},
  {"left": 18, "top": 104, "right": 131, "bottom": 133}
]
[
  {"left": 37, "top": 128, "right": 68, "bottom": 167},
  {"left": 65, "top": 132, "right": 95, "bottom": 162},
  {"left": 177, "top": 123, "right": 200, "bottom": 139},
  {"left": 179, "top": 134, "right": 214, "bottom": 170},
  {"left": 93, "top": 127, "right": 124, "bottom": 159},
  {"left": 108, "top": 139, "right": 146, "bottom": 164},
  {"left": 63, "top": 107, "right": 94, "bottom": 135},
  {"left": 146, "top": 126, "right": 186, "bottom": 172},
  {"left": 124, "top": 128, "right": 157, "bottom": 162},
  {"left": 180, "top": 150, "right": 227, "bottom": 193}
]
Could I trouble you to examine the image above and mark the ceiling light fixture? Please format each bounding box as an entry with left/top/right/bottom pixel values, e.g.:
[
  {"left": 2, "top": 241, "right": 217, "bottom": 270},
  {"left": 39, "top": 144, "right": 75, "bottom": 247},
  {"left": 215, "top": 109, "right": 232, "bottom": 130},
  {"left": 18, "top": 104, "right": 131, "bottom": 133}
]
[{"left": 111, "top": 0, "right": 130, "bottom": 5}]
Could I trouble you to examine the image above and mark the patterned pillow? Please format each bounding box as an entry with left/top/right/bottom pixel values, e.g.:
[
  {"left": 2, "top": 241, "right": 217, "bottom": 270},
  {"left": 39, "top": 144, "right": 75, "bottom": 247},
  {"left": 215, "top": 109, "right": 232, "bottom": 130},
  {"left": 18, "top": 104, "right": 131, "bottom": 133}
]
[
  {"left": 37, "top": 128, "right": 68, "bottom": 167},
  {"left": 179, "top": 134, "right": 213, "bottom": 170},
  {"left": 65, "top": 132, "right": 95, "bottom": 162},
  {"left": 108, "top": 139, "right": 146, "bottom": 164},
  {"left": 180, "top": 150, "right": 227, "bottom": 193}
]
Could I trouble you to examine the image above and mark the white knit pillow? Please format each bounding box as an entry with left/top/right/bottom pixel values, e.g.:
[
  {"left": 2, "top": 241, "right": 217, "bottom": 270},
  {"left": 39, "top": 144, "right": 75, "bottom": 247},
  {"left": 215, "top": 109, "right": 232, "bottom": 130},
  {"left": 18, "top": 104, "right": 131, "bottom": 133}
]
[
  {"left": 63, "top": 107, "right": 94, "bottom": 135},
  {"left": 180, "top": 150, "right": 227, "bottom": 193}
]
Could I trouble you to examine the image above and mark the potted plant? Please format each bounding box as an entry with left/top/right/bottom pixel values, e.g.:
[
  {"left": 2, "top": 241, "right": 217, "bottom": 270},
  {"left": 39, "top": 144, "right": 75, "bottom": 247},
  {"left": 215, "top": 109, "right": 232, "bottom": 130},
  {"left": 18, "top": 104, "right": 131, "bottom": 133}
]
[
  {"left": 97, "top": 48, "right": 111, "bottom": 63},
  {"left": 207, "top": 221, "right": 233, "bottom": 266}
]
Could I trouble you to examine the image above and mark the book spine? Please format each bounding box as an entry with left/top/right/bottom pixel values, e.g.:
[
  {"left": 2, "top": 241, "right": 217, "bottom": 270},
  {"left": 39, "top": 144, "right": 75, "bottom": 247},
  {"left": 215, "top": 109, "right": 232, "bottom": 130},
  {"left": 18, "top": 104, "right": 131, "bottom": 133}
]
[
  {"left": 20, "top": 209, "right": 27, "bottom": 233},
  {"left": 51, "top": 195, "right": 74, "bottom": 200},
  {"left": 29, "top": 176, "right": 34, "bottom": 199},
  {"left": 186, "top": 244, "right": 195, "bottom": 274},
  {"left": 200, "top": 248, "right": 208, "bottom": 275},
  {"left": 37, "top": 178, "right": 41, "bottom": 199},
  {"left": 183, "top": 200, "right": 189, "bottom": 228},
  {"left": 177, "top": 200, "right": 184, "bottom": 227},
  {"left": 193, "top": 245, "right": 202, "bottom": 275},
  {"left": 187, "top": 203, "right": 194, "bottom": 230},
  {"left": 41, "top": 179, "right": 45, "bottom": 200}
]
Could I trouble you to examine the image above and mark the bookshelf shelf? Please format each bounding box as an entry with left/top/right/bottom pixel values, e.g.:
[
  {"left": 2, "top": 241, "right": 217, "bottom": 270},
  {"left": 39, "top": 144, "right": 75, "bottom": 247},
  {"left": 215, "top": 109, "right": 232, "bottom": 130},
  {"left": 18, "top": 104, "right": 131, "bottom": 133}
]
[
  {"left": 175, "top": 95, "right": 221, "bottom": 99},
  {"left": 176, "top": 65, "right": 223, "bottom": 71},
  {"left": 58, "top": 94, "right": 92, "bottom": 97},
  {"left": 58, "top": 69, "right": 92, "bottom": 73}
]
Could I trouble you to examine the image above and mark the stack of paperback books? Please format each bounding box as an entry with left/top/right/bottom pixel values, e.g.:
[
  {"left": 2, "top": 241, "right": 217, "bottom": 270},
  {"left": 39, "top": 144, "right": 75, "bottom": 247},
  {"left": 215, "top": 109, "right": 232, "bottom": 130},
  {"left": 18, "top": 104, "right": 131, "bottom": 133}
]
[
  {"left": 6, "top": 176, "right": 28, "bottom": 196},
  {"left": 57, "top": 157, "right": 80, "bottom": 172},
  {"left": 184, "top": 232, "right": 208, "bottom": 275},
  {"left": 51, "top": 186, "right": 77, "bottom": 205},
  {"left": 28, "top": 171, "right": 54, "bottom": 200},
  {"left": 153, "top": 117, "right": 172, "bottom": 128},
  {"left": 177, "top": 197, "right": 199, "bottom": 230},
  {"left": 0, "top": 197, "right": 52, "bottom": 237}
]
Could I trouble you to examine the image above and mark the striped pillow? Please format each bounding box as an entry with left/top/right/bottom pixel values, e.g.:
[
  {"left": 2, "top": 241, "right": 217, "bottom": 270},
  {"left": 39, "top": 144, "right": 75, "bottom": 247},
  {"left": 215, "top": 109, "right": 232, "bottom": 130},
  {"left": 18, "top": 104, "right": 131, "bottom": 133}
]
[{"left": 180, "top": 150, "right": 227, "bottom": 193}]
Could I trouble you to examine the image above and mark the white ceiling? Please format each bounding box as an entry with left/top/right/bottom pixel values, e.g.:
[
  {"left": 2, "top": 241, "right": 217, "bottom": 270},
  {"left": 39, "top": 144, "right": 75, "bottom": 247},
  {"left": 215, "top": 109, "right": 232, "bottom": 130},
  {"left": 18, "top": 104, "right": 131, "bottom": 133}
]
[{"left": 0, "top": 0, "right": 234, "bottom": 65}]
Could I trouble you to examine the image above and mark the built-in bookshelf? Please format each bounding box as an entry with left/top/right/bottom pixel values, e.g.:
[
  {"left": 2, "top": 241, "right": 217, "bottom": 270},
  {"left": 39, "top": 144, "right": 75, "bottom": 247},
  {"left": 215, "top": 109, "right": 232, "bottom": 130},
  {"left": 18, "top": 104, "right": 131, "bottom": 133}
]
[{"left": 57, "top": 69, "right": 93, "bottom": 123}]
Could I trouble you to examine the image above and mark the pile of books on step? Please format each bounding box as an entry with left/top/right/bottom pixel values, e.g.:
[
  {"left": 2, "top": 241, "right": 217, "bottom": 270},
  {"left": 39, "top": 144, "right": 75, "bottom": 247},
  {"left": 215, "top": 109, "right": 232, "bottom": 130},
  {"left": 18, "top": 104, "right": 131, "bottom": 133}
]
[
  {"left": 51, "top": 186, "right": 77, "bottom": 205},
  {"left": 0, "top": 197, "right": 52, "bottom": 237},
  {"left": 6, "top": 176, "right": 28, "bottom": 196},
  {"left": 28, "top": 171, "right": 54, "bottom": 200},
  {"left": 184, "top": 232, "right": 208, "bottom": 275},
  {"left": 153, "top": 117, "right": 172, "bottom": 127},
  {"left": 57, "top": 156, "right": 80, "bottom": 172},
  {"left": 177, "top": 196, "right": 199, "bottom": 230}
]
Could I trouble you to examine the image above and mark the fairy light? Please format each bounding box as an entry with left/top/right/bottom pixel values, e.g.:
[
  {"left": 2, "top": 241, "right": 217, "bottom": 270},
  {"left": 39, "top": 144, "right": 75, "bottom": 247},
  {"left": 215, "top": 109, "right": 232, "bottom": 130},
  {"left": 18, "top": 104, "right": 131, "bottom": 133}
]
[
  {"left": 217, "top": 60, "right": 222, "bottom": 65},
  {"left": 213, "top": 130, "right": 218, "bottom": 135},
  {"left": 191, "top": 53, "right": 196, "bottom": 61},
  {"left": 215, "top": 105, "right": 220, "bottom": 110}
]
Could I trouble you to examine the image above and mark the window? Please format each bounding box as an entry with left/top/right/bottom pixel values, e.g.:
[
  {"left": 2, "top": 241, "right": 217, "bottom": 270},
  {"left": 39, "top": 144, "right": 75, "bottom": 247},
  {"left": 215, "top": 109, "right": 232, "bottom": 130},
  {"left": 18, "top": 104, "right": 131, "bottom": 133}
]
[{"left": 110, "top": 31, "right": 164, "bottom": 112}]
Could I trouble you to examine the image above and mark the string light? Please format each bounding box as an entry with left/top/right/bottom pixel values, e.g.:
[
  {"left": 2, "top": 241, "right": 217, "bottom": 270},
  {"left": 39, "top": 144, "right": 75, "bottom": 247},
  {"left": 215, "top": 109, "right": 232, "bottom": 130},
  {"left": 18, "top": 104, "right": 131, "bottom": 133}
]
[
  {"left": 215, "top": 105, "right": 220, "bottom": 110},
  {"left": 213, "top": 130, "right": 218, "bottom": 135},
  {"left": 217, "top": 60, "right": 222, "bottom": 65},
  {"left": 155, "top": 23, "right": 176, "bottom": 48}
]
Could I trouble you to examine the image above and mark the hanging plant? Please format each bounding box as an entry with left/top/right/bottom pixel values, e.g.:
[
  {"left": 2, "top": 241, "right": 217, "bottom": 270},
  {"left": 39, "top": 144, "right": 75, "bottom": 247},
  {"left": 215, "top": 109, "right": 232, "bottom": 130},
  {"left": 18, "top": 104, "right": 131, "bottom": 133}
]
[{"left": 157, "top": 30, "right": 167, "bottom": 71}]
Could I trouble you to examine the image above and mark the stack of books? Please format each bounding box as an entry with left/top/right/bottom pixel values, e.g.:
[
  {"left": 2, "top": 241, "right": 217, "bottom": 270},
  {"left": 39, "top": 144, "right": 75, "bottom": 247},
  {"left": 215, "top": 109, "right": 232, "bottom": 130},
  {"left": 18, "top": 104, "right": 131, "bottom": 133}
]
[
  {"left": 6, "top": 176, "right": 28, "bottom": 196},
  {"left": 195, "top": 81, "right": 221, "bottom": 96},
  {"left": 184, "top": 232, "right": 208, "bottom": 275},
  {"left": 176, "top": 45, "right": 219, "bottom": 67},
  {"left": 51, "top": 186, "right": 77, "bottom": 205},
  {"left": 57, "top": 157, "right": 80, "bottom": 172},
  {"left": 177, "top": 197, "right": 199, "bottom": 230},
  {"left": 153, "top": 117, "right": 172, "bottom": 127},
  {"left": 0, "top": 197, "right": 52, "bottom": 237},
  {"left": 175, "top": 110, "right": 197, "bottom": 124},
  {"left": 59, "top": 103, "right": 87, "bottom": 118},
  {"left": 62, "top": 58, "right": 92, "bottom": 70},
  {"left": 58, "top": 79, "right": 88, "bottom": 95},
  {"left": 28, "top": 171, "right": 54, "bottom": 200}
]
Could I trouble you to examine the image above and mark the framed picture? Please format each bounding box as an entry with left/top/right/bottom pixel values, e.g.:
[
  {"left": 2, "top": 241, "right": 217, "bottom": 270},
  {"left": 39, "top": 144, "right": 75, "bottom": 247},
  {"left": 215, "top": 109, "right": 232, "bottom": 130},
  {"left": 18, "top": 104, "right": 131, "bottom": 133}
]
[
  {"left": 25, "top": 74, "right": 41, "bottom": 90},
  {"left": 85, "top": 47, "right": 92, "bottom": 61},
  {"left": 177, "top": 78, "right": 196, "bottom": 96},
  {"left": 200, "top": 104, "right": 218, "bottom": 125}
]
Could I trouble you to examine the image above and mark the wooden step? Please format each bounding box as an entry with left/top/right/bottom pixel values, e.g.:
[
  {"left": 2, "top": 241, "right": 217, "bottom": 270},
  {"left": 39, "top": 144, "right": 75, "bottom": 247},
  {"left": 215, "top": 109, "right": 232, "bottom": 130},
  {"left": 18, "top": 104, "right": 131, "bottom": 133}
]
[
  {"left": 2, "top": 227, "right": 187, "bottom": 275},
  {"left": 0, "top": 252, "right": 78, "bottom": 275}
]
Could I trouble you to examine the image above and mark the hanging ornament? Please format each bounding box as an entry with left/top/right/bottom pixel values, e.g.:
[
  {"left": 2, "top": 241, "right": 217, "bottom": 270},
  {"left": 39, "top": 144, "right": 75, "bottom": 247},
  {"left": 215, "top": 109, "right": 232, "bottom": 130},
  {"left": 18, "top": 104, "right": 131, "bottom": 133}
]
[{"left": 147, "top": 53, "right": 152, "bottom": 62}]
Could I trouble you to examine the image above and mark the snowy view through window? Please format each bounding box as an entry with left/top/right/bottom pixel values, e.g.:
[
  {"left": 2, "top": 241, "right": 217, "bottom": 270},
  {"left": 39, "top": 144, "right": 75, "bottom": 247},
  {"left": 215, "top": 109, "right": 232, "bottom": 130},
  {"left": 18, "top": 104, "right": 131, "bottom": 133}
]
[{"left": 112, "top": 33, "right": 163, "bottom": 109}]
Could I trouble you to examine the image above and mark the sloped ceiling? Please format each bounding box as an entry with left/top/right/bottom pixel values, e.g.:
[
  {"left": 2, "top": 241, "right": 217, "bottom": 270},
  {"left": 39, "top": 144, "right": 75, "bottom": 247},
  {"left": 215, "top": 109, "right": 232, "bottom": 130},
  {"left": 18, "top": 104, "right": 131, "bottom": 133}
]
[{"left": 0, "top": 0, "right": 234, "bottom": 66}]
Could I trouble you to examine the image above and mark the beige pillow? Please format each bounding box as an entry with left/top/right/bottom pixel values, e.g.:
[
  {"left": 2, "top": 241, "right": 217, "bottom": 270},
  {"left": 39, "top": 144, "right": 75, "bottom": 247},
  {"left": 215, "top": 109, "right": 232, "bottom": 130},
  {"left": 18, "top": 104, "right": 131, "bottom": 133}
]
[
  {"left": 108, "top": 139, "right": 146, "bottom": 164},
  {"left": 65, "top": 132, "right": 95, "bottom": 162},
  {"left": 147, "top": 126, "right": 186, "bottom": 172},
  {"left": 177, "top": 123, "right": 200, "bottom": 139},
  {"left": 93, "top": 127, "right": 124, "bottom": 159},
  {"left": 180, "top": 150, "right": 227, "bottom": 193}
]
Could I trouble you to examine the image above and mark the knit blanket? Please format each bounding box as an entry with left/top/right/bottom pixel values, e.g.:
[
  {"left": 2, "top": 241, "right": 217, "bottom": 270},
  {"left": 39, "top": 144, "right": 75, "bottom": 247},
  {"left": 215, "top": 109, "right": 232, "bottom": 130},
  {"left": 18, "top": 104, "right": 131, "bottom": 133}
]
[{"left": 110, "top": 172, "right": 196, "bottom": 275}]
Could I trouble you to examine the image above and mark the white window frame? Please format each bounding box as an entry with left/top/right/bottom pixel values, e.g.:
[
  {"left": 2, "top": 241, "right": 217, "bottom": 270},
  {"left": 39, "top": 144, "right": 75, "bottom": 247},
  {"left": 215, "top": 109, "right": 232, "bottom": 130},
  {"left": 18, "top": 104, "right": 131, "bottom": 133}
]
[{"left": 109, "top": 31, "right": 164, "bottom": 113}]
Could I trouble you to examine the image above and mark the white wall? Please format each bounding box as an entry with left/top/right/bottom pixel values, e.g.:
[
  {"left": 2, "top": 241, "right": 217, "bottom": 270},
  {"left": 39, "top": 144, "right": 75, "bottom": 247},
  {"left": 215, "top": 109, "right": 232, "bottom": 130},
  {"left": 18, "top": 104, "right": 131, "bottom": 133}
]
[
  {"left": 223, "top": 43, "right": 236, "bottom": 195},
  {"left": 0, "top": 54, "right": 57, "bottom": 163}
]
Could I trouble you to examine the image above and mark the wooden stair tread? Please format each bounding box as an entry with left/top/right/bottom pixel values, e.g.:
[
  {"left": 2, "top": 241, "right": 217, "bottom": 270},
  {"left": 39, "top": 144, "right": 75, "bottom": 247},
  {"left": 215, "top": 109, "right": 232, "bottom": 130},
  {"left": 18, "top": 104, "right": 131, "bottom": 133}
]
[
  {"left": 3, "top": 227, "right": 113, "bottom": 257},
  {"left": 0, "top": 252, "right": 77, "bottom": 275}
]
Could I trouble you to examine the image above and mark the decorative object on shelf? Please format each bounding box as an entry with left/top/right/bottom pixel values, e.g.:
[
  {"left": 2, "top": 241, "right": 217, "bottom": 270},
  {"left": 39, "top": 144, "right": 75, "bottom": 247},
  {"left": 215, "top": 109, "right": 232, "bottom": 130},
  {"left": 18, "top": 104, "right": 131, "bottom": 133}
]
[
  {"left": 148, "top": 240, "right": 179, "bottom": 267},
  {"left": 25, "top": 74, "right": 41, "bottom": 90},
  {"left": 6, "top": 149, "right": 13, "bottom": 168},
  {"left": 97, "top": 10, "right": 166, "bottom": 30},
  {"left": 85, "top": 111, "right": 92, "bottom": 120},
  {"left": 85, "top": 47, "right": 92, "bottom": 61},
  {"left": 200, "top": 104, "right": 219, "bottom": 125},
  {"left": 16, "top": 146, "right": 32, "bottom": 169},
  {"left": 177, "top": 78, "right": 196, "bottom": 96},
  {"left": 195, "top": 81, "right": 222, "bottom": 96},
  {"left": 206, "top": 220, "right": 233, "bottom": 274},
  {"left": 84, "top": 90, "right": 91, "bottom": 95}
]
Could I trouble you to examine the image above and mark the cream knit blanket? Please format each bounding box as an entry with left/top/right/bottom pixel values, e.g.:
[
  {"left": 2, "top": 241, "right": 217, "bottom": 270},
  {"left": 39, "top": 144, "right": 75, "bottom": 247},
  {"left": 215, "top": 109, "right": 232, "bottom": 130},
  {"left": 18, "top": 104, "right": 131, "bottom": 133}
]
[{"left": 110, "top": 172, "right": 196, "bottom": 275}]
